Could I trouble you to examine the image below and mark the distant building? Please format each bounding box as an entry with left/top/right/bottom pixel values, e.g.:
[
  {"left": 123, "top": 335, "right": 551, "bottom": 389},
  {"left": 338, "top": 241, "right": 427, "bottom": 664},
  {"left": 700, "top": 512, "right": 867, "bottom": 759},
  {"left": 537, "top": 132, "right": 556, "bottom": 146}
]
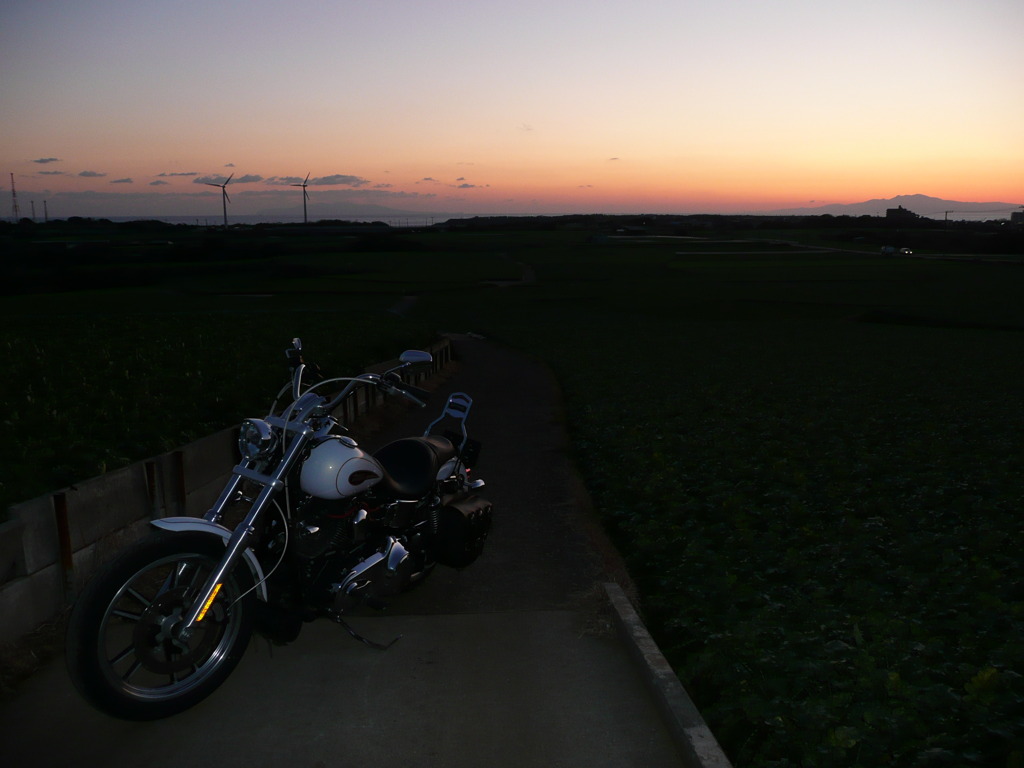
[
  {"left": 886, "top": 205, "right": 919, "bottom": 220},
  {"left": 1011, "top": 210, "right": 1024, "bottom": 226}
]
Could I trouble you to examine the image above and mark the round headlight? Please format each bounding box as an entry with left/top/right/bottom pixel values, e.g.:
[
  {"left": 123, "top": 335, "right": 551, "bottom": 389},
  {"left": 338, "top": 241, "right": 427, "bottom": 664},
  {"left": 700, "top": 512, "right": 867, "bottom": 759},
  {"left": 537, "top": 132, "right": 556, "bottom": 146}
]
[{"left": 238, "top": 418, "right": 277, "bottom": 460}]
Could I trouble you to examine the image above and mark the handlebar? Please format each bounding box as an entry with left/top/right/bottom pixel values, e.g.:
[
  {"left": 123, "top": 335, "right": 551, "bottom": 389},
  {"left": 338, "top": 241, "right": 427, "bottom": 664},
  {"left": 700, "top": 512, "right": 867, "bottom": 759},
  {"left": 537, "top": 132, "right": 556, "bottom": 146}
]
[
  {"left": 382, "top": 373, "right": 430, "bottom": 407},
  {"left": 279, "top": 342, "right": 432, "bottom": 416}
]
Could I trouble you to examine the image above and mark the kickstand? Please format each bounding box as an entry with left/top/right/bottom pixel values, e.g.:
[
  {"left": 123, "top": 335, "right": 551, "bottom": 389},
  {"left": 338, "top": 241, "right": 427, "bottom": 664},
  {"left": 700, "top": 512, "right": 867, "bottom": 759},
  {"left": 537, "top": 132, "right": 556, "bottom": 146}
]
[{"left": 330, "top": 613, "right": 402, "bottom": 651}]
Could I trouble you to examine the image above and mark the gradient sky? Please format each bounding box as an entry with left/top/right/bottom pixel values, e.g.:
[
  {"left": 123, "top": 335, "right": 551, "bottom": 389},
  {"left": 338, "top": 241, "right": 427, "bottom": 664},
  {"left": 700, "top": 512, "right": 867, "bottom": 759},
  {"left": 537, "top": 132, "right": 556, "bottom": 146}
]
[{"left": 2, "top": 0, "right": 1022, "bottom": 220}]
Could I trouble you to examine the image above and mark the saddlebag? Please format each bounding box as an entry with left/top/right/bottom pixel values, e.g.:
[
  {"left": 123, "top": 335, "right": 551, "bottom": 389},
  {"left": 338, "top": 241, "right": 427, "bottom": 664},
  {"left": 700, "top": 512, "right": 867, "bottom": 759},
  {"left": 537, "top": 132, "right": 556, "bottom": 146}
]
[{"left": 432, "top": 493, "right": 492, "bottom": 568}]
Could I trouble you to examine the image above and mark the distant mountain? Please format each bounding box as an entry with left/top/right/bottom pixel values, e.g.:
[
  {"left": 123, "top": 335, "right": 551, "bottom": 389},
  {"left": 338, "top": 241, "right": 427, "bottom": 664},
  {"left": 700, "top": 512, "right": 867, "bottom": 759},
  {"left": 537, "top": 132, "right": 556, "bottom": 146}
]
[{"left": 766, "top": 194, "right": 1021, "bottom": 219}]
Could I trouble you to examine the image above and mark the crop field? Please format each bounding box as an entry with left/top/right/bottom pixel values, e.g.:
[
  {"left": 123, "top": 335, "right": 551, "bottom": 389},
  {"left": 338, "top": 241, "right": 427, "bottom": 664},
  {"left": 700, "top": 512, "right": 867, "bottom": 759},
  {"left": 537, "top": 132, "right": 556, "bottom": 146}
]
[
  {"left": 0, "top": 226, "right": 520, "bottom": 513},
  {"left": 3, "top": 219, "right": 1023, "bottom": 765},
  {"left": 424, "top": 228, "right": 1024, "bottom": 766}
]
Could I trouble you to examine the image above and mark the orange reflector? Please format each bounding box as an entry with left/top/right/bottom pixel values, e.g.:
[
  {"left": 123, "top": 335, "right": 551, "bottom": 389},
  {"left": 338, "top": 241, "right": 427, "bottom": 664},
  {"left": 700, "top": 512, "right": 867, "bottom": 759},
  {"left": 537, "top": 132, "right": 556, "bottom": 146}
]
[{"left": 196, "top": 583, "right": 223, "bottom": 622}]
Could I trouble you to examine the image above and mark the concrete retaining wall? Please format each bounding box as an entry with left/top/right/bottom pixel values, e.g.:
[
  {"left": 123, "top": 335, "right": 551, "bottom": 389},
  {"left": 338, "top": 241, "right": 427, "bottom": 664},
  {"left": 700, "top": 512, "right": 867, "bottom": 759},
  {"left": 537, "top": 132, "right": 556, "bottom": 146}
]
[{"left": 0, "top": 339, "right": 452, "bottom": 645}]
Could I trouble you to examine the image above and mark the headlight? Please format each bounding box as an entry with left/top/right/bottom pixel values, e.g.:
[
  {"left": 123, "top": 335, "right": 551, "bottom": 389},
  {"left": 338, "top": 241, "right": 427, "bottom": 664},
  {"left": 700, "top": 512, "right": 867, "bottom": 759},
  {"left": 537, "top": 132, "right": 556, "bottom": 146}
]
[{"left": 238, "top": 418, "right": 278, "bottom": 460}]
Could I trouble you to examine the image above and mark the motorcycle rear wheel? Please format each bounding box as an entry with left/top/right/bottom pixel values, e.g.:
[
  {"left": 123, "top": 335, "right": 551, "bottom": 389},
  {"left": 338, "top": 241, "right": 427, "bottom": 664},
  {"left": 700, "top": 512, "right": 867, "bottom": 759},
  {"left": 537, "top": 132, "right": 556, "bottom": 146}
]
[{"left": 66, "top": 531, "right": 255, "bottom": 720}]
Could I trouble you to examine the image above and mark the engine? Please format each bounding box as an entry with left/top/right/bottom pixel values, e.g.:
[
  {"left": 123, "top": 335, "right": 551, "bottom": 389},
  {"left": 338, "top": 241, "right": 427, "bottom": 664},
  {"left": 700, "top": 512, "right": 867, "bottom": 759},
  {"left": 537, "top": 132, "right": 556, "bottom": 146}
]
[
  {"left": 288, "top": 496, "right": 424, "bottom": 611},
  {"left": 288, "top": 487, "right": 492, "bottom": 614},
  {"left": 331, "top": 536, "right": 423, "bottom": 611},
  {"left": 292, "top": 511, "right": 354, "bottom": 561}
]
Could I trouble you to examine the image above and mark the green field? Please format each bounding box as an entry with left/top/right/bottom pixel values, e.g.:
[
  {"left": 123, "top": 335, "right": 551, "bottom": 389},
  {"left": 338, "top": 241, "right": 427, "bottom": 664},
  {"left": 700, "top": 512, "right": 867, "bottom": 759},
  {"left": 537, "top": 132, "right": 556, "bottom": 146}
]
[
  {"left": 457, "top": 236, "right": 1024, "bottom": 767},
  {"left": 3, "top": 218, "right": 1023, "bottom": 765}
]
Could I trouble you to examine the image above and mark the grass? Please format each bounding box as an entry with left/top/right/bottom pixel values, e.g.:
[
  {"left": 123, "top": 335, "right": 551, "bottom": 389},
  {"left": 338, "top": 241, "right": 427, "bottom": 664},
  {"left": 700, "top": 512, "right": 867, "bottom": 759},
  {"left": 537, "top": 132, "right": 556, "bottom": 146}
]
[
  {"left": 3, "top": 220, "right": 1023, "bottom": 765},
  {"left": 562, "top": 321, "right": 1024, "bottom": 766},
  {"left": 0, "top": 310, "right": 423, "bottom": 511},
  {"left": 443, "top": 233, "right": 1024, "bottom": 767},
  {"left": 0, "top": 232, "right": 520, "bottom": 513}
]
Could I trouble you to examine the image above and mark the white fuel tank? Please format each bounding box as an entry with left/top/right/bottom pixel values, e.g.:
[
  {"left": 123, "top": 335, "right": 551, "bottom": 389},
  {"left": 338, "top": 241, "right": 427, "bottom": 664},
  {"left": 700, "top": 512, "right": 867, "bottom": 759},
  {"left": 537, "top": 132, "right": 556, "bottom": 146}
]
[{"left": 300, "top": 436, "right": 384, "bottom": 500}]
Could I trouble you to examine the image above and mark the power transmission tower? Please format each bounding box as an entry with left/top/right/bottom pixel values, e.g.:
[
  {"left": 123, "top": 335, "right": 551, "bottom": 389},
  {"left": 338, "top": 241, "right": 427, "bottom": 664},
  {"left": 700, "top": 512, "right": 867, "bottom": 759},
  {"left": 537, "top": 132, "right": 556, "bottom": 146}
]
[{"left": 10, "top": 173, "right": 20, "bottom": 221}]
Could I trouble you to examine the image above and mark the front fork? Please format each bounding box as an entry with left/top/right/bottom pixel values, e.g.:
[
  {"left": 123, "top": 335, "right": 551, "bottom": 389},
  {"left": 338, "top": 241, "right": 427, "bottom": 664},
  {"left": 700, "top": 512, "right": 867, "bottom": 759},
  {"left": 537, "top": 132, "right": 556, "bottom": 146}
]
[{"left": 177, "top": 421, "right": 312, "bottom": 639}]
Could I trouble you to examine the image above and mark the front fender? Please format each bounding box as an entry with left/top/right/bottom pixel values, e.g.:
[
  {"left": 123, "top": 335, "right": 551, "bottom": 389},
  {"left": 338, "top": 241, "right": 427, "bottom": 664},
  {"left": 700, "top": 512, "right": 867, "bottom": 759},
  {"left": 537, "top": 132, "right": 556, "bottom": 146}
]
[{"left": 151, "top": 517, "right": 269, "bottom": 602}]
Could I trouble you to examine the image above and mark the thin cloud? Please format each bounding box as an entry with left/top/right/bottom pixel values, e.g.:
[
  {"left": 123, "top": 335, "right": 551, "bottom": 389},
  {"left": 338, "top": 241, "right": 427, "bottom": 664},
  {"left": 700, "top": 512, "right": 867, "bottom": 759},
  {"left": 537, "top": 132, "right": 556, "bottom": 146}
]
[
  {"left": 225, "top": 163, "right": 236, "bottom": 167},
  {"left": 233, "top": 174, "right": 263, "bottom": 184},
  {"left": 264, "top": 174, "right": 370, "bottom": 187},
  {"left": 450, "top": 176, "right": 489, "bottom": 190},
  {"left": 31, "top": 185, "right": 447, "bottom": 219},
  {"left": 311, "top": 174, "right": 370, "bottom": 187},
  {"left": 193, "top": 175, "right": 232, "bottom": 185},
  {"left": 32, "top": 157, "right": 61, "bottom": 164},
  {"left": 39, "top": 170, "right": 65, "bottom": 176},
  {"left": 236, "top": 187, "right": 435, "bottom": 203},
  {"left": 110, "top": 177, "right": 133, "bottom": 184},
  {"left": 157, "top": 171, "right": 198, "bottom": 177},
  {"left": 79, "top": 170, "right": 107, "bottom": 178}
]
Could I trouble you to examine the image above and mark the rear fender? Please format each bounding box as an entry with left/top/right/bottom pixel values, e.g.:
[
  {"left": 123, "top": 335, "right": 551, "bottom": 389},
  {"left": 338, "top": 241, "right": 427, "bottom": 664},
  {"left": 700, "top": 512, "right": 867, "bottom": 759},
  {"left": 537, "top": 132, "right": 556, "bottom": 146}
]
[
  {"left": 150, "top": 517, "right": 269, "bottom": 601},
  {"left": 436, "top": 458, "right": 466, "bottom": 482}
]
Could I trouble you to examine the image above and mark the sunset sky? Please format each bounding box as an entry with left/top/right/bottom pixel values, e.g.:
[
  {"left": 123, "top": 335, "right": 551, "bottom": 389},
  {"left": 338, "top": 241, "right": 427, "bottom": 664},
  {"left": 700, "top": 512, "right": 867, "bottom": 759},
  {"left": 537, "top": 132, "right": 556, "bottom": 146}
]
[{"left": 2, "top": 0, "right": 1022, "bottom": 221}]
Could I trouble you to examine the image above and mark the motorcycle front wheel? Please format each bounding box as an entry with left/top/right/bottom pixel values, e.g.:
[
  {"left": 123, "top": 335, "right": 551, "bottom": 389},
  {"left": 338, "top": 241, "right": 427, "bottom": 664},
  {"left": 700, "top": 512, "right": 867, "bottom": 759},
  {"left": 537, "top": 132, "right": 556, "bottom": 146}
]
[{"left": 66, "top": 531, "right": 256, "bottom": 720}]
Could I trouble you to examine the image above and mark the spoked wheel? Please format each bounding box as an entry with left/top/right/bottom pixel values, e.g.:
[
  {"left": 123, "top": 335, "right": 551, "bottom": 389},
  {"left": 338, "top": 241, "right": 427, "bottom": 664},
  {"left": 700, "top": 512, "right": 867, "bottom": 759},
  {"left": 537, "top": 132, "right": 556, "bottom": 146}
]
[{"left": 67, "top": 531, "right": 256, "bottom": 720}]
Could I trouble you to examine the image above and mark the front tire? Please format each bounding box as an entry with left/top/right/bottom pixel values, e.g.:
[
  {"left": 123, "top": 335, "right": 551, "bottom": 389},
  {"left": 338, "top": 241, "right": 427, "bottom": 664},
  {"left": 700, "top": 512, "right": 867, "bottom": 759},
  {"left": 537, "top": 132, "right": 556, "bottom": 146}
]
[{"left": 66, "top": 531, "right": 255, "bottom": 720}]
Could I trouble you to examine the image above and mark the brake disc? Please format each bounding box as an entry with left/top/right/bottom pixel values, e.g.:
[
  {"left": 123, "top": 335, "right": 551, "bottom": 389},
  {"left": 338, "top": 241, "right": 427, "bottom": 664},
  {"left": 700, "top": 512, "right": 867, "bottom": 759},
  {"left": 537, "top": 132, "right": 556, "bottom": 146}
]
[{"left": 131, "top": 587, "right": 224, "bottom": 675}]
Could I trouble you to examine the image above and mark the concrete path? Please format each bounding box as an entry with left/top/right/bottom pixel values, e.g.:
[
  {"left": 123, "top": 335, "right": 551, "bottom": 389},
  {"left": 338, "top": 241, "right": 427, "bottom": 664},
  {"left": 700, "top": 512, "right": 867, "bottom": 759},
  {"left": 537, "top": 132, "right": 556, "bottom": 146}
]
[{"left": 0, "top": 335, "right": 685, "bottom": 767}]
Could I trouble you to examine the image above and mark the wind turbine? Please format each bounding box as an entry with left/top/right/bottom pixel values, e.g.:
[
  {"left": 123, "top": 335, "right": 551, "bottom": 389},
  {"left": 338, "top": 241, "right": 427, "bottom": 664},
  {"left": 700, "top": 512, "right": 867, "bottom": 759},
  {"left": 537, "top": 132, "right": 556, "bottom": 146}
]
[
  {"left": 291, "top": 173, "right": 310, "bottom": 224},
  {"left": 204, "top": 173, "right": 233, "bottom": 228}
]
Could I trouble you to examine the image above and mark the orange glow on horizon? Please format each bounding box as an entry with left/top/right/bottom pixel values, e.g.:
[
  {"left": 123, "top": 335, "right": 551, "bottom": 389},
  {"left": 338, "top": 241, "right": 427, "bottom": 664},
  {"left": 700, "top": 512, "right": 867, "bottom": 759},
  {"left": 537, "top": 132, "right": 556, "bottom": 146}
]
[{"left": 3, "top": 0, "right": 1020, "bottom": 219}]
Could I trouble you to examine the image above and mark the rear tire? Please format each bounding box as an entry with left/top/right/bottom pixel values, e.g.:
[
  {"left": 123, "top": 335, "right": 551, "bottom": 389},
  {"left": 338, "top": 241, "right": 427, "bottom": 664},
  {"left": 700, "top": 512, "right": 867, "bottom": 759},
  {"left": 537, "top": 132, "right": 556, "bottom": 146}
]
[{"left": 66, "top": 531, "right": 255, "bottom": 720}]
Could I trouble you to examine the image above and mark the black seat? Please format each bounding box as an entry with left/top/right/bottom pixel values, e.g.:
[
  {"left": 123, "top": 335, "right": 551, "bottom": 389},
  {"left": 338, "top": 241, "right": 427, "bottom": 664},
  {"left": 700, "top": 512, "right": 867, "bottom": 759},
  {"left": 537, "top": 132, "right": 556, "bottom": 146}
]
[{"left": 373, "top": 436, "right": 456, "bottom": 499}]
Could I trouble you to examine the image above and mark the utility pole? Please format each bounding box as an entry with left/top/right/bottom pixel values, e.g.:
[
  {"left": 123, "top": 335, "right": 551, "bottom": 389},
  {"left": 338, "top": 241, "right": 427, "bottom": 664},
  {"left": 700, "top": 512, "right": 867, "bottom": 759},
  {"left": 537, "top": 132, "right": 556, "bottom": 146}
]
[{"left": 10, "top": 172, "right": 20, "bottom": 221}]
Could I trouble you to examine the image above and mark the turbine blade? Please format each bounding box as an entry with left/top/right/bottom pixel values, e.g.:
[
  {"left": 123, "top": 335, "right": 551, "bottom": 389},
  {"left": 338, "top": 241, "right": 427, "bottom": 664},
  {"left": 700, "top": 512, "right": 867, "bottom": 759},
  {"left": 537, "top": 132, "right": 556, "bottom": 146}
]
[
  {"left": 304, "top": 189, "right": 310, "bottom": 201},
  {"left": 224, "top": 173, "right": 234, "bottom": 184},
  {"left": 304, "top": 172, "right": 310, "bottom": 184},
  {"left": 203, "top": 183, "right": 220, "bottom": 188},
  {"left": 224, "top": 190, "right": 231, "bottom": 204}
]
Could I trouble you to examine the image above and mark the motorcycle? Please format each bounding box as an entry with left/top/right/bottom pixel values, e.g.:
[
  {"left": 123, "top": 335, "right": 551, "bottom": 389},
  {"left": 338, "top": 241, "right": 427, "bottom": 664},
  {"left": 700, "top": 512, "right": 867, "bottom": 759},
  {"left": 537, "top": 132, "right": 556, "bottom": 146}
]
[{"left": 66, "top": 339, "right": 492, "bottom": 720}]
